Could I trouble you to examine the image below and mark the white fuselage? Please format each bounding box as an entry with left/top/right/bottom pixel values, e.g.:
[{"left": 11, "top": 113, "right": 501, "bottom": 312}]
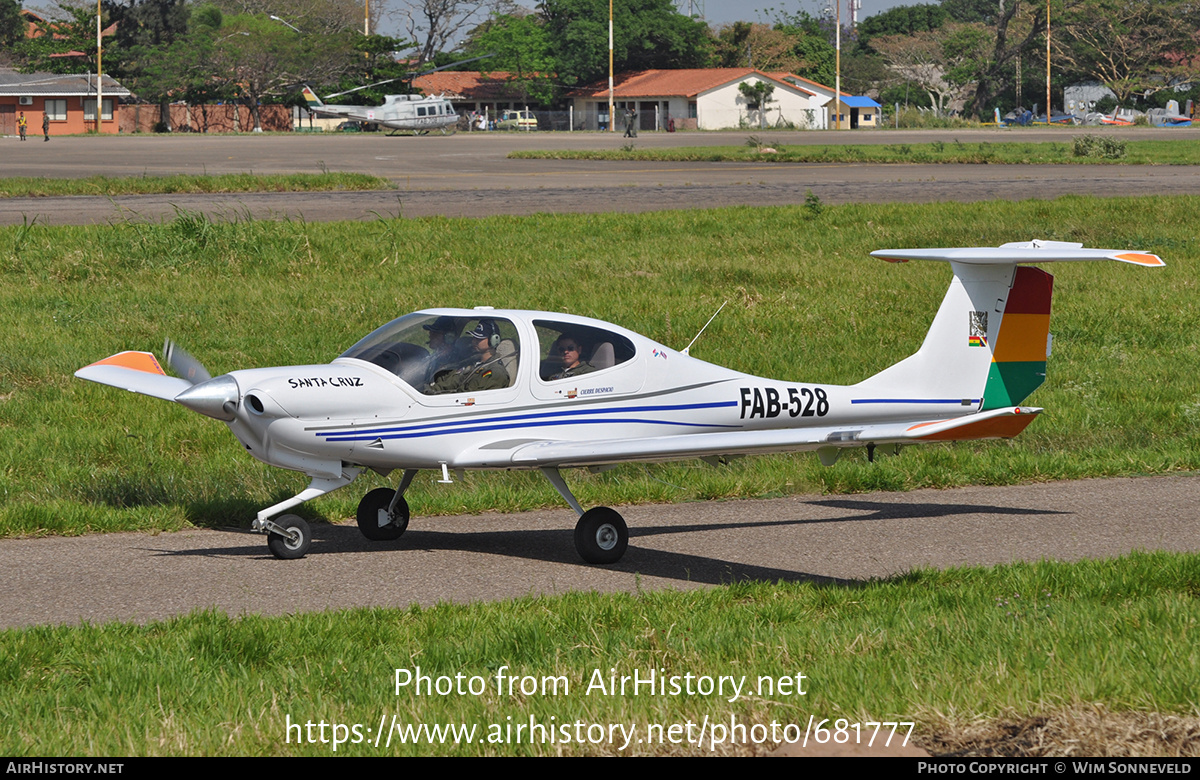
[{"left": 218, "top": 309, "right": 978, "bottom": 480}]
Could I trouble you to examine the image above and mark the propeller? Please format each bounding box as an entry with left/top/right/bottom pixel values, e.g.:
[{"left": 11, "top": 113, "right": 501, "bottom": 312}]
[
  {"left": 164, "top": 339, "right": 238, "bottom": 421},
  {"left": 164, "top": 338, "right": 212, "bottom": 385}
]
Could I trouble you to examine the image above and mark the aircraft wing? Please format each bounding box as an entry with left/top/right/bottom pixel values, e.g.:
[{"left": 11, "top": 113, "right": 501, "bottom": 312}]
[
  {"left": 75, "top": 351, "right": 191, "bottom": 402},
  {"left": 493, "top": 406, "right": 1040, "bottom": 468}
]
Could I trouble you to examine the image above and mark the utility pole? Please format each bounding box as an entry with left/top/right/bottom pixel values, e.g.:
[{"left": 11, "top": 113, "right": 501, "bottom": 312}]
[
  {"left": 95, "top": 0, "right": 102, "bottom": 133},
  {"left": 1045, "top": 0, "right": 1051, "bottom": 123},
  {"left": 608, "top": 0, "right": 614, "bottom": 132}
]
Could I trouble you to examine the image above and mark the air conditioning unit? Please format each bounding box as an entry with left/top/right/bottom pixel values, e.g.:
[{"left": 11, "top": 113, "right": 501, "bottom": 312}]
[{"left": 18, "top": 96, "right": 33, "bottom": 106}]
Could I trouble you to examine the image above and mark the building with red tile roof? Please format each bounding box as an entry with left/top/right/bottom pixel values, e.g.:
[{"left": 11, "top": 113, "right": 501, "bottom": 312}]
[
  {"left": 0, "top": 68, "right": 130, "bottom": 136},
  {"left": 565, "top": 68, "right": 832, "bottom": 131}
]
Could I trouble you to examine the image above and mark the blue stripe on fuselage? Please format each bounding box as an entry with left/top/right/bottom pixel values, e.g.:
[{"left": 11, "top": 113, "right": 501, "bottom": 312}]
[{"left": 317, "top": 400, "right": 741, "bottom": 442}]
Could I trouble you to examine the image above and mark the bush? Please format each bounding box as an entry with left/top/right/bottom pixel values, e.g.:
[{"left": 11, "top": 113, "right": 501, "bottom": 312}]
[
  {"left": 1094, "top": 95, "right": 1118, "bottom": 115},
  {"left": 1072, "top": 134, "right": 1127, "bottom": 160}
]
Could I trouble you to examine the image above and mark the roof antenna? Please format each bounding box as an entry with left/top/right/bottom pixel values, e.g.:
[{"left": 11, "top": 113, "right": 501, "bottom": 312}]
[{"left": 681, "top": 300, "right": 727, "bottom": 356}]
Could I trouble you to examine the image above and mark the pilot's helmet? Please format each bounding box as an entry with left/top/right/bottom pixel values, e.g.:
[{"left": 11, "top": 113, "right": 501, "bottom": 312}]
[{"left": 422, "top": 316, "right": 459, "bottom": 336}]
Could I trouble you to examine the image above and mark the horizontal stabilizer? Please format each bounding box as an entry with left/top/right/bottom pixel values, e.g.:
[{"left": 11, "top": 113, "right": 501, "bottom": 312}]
[
  {"left": 871, "top": 241, "right": 1164, "bottom": 267},
  {"left": 75, "top": 351, "right": 191, "bottom": 402}
]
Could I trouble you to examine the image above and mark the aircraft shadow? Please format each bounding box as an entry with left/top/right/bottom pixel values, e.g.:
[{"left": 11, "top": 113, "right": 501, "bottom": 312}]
[{"left": 148, "top": 497, "right": 1068, "bottom": 589}]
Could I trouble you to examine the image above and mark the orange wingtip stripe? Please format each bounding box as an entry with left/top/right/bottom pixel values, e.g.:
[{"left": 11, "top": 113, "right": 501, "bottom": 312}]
[
  {"left": 1114, "top": 252, "right": 1165, "bottom": 267},
  {"left": 88, "top": 351, "right": 166, "bottom": 375}
]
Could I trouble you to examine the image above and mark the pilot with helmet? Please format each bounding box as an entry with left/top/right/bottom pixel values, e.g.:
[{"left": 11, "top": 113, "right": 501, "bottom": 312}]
[{"left": 426, "top": 319, "right": 509, "bottom": 394}]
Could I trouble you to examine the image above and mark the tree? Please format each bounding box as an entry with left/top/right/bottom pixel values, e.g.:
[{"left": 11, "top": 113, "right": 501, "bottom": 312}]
[
  {"left": 960, "top": 0, "right": 1048, "bottom": 118},
  {"left": 738, "top": 79, "right": 774, "bottom": 128},
  {"left": 1056, "top": 0, "right": 1200, "bottom": 104},
  {"left": 102, "top": 0, "right": 191, "bottom": 129},
  {"left": 857, "top": 3, "right": 947, "bottom": 47},
  {"left": 461, "top": 11, "right": 556, "bottom": 104},
  {"left": 15, "top": 2, "right": 107, "bottom": 74},
  {"left": 940, "top": 0, "right": 1004, "bottom": 24},
  {"left": 0, "top": 0, "right": 22, "bottom": 50},
  {"left": 206, "top": 0, "right": 369, "bottom": 35},
  {"left": 711, "top": 22, "right": 808, "bottom": 72},
  {"left": 539, "top": 0, "right": 710, "bottom": 87},
  {"left": 399, "top": 0, "right": 514, "bottom": 66},
  {"left": 873, "top": 24, "right": 984, "bottom": 114},
  {"left": 207, "top": 13, "right": 358, "bottom": 130},
  {"left": 771, "top": 10, "right": 836, "bottom": 87}
]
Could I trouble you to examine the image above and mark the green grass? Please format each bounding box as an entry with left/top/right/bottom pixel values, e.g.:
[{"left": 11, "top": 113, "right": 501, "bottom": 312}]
[
  {"left": 0, "top": 196, "right": 1197, "bottom": 538},
  {"left": 1, "top": 551, "right": 1197, "bottom": 755},
  {"left": 511, "top": 138, "right": 1200, "bottom": 165},
  {"left": 0, "top": 172, "right": 393, "bottom": 198}
]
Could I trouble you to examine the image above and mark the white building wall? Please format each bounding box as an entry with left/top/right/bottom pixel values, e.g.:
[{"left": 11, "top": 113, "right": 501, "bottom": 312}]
[
  {"left": 697, "top": 77, "right": 827, "bottom": 130},
  {"left": 568, "top": 75, "right": 832, "bottom": 131}
]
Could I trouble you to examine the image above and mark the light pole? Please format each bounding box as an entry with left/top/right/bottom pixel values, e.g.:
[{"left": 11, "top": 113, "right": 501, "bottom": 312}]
[
  {"left": 269, "top": 15, "right": 301, "bottom": 33},
  {"left": 95, "top": 0, "right": 102, "bottom": 133},
  {"left": 1044, "top": 0, "right": 1051, "bottom": 123},
  {"left": 608, "top": 0, "right": 614, "bottom": 133}
]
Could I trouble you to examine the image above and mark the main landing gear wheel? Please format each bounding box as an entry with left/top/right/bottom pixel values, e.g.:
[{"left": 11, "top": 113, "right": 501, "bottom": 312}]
[
  {"left": 267, "top": 514, "right": 311, "bottom": 560},
  {"left": 574, "top": 507, "right": 628, "bottom": 564},
  {"left": 356, "top": 487, "right": 410, "bottom": 541}
]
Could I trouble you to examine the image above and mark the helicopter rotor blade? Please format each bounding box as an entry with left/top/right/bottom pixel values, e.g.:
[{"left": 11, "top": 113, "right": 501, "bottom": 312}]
[{"left": 320, "top": 54, "right": 496, "bottom": 100}]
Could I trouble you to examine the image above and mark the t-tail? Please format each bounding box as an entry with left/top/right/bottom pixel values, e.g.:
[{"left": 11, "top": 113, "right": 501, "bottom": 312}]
[{"left": 855, "top": 240, "right": 1163, "bottom": 427}]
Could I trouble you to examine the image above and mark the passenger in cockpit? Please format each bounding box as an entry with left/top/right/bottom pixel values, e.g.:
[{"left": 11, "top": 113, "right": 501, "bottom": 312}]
[{"left": 548, "top": 333, "right": 597, "bottom": 380}]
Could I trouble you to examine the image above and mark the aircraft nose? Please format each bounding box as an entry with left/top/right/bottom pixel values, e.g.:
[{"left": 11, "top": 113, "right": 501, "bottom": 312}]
[{"left": 174, "top": 374, "right": 239, "bottom": 421}]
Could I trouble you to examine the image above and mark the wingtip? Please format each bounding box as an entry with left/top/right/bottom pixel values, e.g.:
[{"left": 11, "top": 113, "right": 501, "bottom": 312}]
[
  {"left": 81, "top": 350, "right": 167, "bottom": 376},
  {"left": 1112, "top": 252, "right": 1165, "bottom": 267}
]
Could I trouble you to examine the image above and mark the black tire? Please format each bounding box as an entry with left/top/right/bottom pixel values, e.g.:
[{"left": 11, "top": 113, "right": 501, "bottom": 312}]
[
  {"left": 574, "top": 507, "right": 628, "bottom": 564},
  {"left": 357, "top": 487, "right": 410, "bottom": 541},
  {"left": 267, "top": 514, "right": 311, "bottom": 560}
]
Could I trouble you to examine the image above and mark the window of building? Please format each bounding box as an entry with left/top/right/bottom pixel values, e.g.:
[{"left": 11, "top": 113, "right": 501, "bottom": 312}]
[
  {"left": 82, "top": 98, "right": 114, "bottom": 121},
  {"left": 44, "top": 99, "right": 66, "bottom": 121}
]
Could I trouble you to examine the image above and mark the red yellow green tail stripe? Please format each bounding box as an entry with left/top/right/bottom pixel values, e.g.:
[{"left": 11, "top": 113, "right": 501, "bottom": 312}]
[{"left": 982, "top": 267, "right": 1053, "bottom": 411}]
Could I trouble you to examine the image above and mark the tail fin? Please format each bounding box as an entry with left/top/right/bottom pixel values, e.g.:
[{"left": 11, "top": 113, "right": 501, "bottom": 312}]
[
  {"left": 856, "top": 241, "right": 1163, "bottom": 411},
  {"left": 301, "top": 85, "right": 324, "bottom": 109}
]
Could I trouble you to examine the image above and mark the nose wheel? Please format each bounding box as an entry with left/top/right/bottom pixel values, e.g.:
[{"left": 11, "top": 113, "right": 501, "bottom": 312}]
[{"left": 266, "top": 514, "right": 312, "bottom": 559}]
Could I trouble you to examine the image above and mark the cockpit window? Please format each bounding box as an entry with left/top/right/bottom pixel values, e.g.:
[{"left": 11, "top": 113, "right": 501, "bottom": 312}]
[
  {"left": 533, "top": 319, "right": 636, "bottom": 382},
  {"left": 341, "top": 313, "right": 520, "bottom": 394}
]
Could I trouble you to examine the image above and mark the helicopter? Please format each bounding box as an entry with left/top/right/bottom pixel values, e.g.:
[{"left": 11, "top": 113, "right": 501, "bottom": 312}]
[
  {"left": 303, "top": 87, "right": 457, "bottom": 134},
  {"left": 301, "top": 54, "right": 496, "bottom": 135}
]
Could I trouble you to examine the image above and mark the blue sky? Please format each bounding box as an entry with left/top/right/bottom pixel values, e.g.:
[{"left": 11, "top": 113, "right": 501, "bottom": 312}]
[
  {"left": 699, "top": 0, "right": 909, "bottom": 27},
  {"left": 383, "top": 1, "right": 913, "bottom": 46}
]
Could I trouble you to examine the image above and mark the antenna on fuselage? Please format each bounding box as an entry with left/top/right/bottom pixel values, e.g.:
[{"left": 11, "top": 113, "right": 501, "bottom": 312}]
[{"left": 681, "top": 300, "right": 727, "bottom": 356}]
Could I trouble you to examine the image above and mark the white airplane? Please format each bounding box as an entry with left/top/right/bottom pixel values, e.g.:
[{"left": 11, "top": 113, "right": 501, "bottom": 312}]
[
  {"left": 76, "top": 241, "right": 1163, "bottom": 563},
  {"left": 302, "top": 86, "right": 458, "bottom": 134}
]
